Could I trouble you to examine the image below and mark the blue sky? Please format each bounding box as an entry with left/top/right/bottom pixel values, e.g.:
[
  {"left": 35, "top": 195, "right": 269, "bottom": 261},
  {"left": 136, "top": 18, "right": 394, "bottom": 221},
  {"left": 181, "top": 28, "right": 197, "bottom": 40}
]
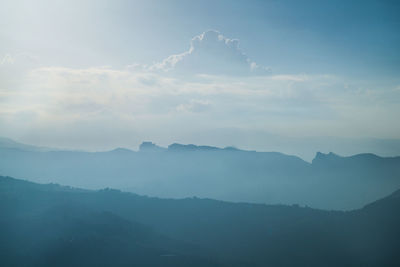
[
  {"left": 1, "top": 0, "right": 400, "bottom": 159},
  {"left": 2, "top": 0, "right": 399, "bottom": 75}
]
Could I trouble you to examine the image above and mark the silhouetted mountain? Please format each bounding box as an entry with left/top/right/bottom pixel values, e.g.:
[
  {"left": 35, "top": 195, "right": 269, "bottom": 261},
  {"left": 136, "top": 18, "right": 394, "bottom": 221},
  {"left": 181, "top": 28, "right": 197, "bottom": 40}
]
[
  {"left": 168, "top": 143, "right": 222, "bottom": 151},
  {"left": 1, "top": 139, "right": 400, "bottom": 209},
  {"left": 109, "top": 147, "right": 135, "bottom": 154},
  {"left": 140, "top": 141, "right": 166, "bottom": 152},
  {"left": 312, "top": 151, "right": 399, "bottom": 169},
  {"left": 1, "top": 176, "right": 399, "bottom": 266}
]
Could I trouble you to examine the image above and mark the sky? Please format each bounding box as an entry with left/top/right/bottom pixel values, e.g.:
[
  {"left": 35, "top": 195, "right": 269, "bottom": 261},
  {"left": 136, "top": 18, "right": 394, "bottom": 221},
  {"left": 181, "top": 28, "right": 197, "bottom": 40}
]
[{"left": 1, "top": 0, "right": 400, "bottom": 160}]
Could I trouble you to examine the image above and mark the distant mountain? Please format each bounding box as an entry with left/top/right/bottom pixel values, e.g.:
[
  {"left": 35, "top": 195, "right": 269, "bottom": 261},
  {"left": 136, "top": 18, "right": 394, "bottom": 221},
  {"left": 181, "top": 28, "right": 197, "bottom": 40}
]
[
  {"left": 168, "top": 143, "right": 223, "bottom": 151},
  {"left": 0, "top": 139, "right": 400, "bottom": 210},
  {"left": 1, "top": 176, "right": 399, "bottom": 266},
  {"left": 0, "top": 137, "right": 55, "bottom": 152}
]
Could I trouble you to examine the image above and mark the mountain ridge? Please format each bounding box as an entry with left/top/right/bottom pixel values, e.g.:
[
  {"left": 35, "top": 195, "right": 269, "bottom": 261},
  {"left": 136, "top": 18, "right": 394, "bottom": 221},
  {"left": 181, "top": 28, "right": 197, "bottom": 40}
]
[
  {"left": 1, "top": 175, "right": 400, "bottom": 266},
  {"left": 3, "top": 136, "right": 399, "bottom": 162},
  {"left": 1, "top": 137, "right": 400, "bottom": 210}
]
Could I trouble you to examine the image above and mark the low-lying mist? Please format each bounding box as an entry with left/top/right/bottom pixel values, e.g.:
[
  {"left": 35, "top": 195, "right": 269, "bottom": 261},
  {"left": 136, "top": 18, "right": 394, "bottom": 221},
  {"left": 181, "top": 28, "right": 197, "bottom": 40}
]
[{"left": 1, "top": 139, "right": 399, "bottom": 210}]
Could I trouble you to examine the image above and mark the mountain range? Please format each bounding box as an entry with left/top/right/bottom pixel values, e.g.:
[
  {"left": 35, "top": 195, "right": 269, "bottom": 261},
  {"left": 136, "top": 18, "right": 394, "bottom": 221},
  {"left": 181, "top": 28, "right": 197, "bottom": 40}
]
[{"left": 1, "top": 138, "right": 400, "bottom": 210}]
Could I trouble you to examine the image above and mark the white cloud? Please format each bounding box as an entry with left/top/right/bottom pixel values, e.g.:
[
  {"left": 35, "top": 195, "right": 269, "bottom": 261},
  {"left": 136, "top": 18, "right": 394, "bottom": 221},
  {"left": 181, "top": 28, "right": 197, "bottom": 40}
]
[
  {"left": 2, "top": 65, "right": 397, "bottom": 131},
  {"left": 1, "top": 62, "right": 399, "bottom": 153},
  {"left": 1, "top": 31, "right": 399, "bottom": 151},
  {"left": 150, "top": 30, "right": 269, "bottom": 75}
]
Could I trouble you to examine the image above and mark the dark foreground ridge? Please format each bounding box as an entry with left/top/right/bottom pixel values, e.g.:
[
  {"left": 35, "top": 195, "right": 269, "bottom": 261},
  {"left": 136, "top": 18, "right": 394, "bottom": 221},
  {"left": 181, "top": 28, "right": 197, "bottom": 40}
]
[{"left": 1, "top": 175, "right": 399, "bottom": 266}]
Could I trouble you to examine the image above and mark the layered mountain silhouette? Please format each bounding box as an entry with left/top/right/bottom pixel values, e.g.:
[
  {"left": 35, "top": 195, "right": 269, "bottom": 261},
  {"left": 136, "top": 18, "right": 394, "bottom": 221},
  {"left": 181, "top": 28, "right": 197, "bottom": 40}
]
[
  {"left": 1, "top": 139, "right": 400, "bottom": 210},
  {"left": 1, "top": 175, "right": 399, "bottom": 266}
]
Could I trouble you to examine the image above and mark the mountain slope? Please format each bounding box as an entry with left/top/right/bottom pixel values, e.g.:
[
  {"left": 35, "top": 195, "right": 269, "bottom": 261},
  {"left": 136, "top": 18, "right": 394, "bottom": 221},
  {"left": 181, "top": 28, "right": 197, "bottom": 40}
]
[
  {"left": 1, "top": 176, "right": 399, "bottom": 266},
  {"left": 0, "top": 177, "right": 237, "bottom": 267}
]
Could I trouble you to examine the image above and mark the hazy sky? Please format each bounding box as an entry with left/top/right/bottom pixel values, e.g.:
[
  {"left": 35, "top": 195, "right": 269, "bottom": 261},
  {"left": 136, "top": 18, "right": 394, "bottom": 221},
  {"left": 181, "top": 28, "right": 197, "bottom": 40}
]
[{"left": 1, "top": 0, "right": 400, "bottom": 159}]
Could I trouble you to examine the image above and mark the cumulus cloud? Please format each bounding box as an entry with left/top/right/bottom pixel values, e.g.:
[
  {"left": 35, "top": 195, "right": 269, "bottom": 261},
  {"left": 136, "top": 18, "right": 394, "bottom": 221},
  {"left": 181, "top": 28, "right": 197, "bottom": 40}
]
[
  {"left": 150, "top": 30, "right": 269, "bottom": 75},
  {"left": 1, "top": 32, "right": 399, "bottom": 150}
]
